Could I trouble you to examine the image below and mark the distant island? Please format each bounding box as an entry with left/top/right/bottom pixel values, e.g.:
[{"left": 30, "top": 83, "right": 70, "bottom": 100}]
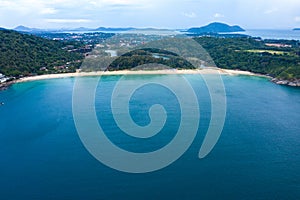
[
  {"left": 187, "top": 22, "right": 245, "bottom": 34},
  {"left": 293, "top": 28, "right": 300, "bottom": 31},
  {"left": 13, "top": 25, "right": 135, "bottom": 33},
  {"left": 14, "top": 25, "right": 42, "bottom": 32},
  {"left": 13, "top": 23, "right": 246, "bottom": 34}
]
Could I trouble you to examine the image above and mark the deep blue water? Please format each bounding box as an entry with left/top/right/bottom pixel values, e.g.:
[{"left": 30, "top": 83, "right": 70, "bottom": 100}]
[{"left": 0, "top": 75, "right": 299, "bottom": 199}]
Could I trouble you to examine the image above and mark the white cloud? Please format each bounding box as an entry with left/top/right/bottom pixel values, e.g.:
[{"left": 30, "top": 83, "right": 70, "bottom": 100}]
[
  {"left": 264, "top": 8, "right": 278, "bottom": 14},
  {"left": 182, "top": 12, "right": 197, "bottom": 18},
  {"left": 213, "top": 13, "right": 224, "bottom": 18},
  {"left": 0, "top": 0, "right": 58, "bottom": 15},
  {"left": 39, "top": 8, "right": 58, "bottom": 15},
  {"left": 0, "top": 0, "right": 15, "bottom": 7},
  {"left": 1, "top": 0, "right": 300, "bottom": 29},
  {"left": 45, "top": 19, "right": 91, "bottom": 23},
  {"left": 101, "top": 0, "right": 137, "bottom": 4},
  {"left": 295, "top": 16, "right": 300, "bottom": 22},
  {"left": 82, "top": 0, "right": 146, "bottom": 8}
]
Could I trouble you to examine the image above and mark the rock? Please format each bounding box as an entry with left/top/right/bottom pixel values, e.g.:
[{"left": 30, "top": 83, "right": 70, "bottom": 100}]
[
  {"left": 271, "top": 78, "right": 300, "bottom": 87},
  {"left": 288, "top": 82, "right": 297, "bottom": 87}
]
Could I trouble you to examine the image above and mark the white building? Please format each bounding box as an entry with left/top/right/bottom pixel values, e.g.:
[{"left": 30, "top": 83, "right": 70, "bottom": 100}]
[{"left": 0, "top": 73, "right": 8, "bottom": 83}]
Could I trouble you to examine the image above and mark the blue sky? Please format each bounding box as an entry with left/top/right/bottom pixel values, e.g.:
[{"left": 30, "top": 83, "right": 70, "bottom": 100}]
[{"left": 1, "top": 0, "right": 300, "bottom": 29}]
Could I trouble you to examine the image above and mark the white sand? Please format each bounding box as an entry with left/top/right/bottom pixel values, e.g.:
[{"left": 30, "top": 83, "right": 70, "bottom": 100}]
[{"left": 15, "top": 68, "right": 267, "bottom": 83}]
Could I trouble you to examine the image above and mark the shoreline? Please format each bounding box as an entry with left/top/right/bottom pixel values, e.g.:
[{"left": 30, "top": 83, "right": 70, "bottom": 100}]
[{"left": 14, "top": 68, "right": 270, "bottom": 84}]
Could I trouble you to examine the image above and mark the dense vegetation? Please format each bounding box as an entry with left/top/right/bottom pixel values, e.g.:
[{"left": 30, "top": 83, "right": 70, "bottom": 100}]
[
  {"left": 81, "top": 48, "right": 196, "bottom": 72},
  {"left": 107, "top": 48, "right": 194, "bottom": 70},
  {"left": 194, "top": 37, "right": 300, "bottom": 79},
  {"left": 0, "top": 29, "right": 83, "bottom": 77},
  {"left": 85, "top": 36, "right": 300, "bottom": 80}
]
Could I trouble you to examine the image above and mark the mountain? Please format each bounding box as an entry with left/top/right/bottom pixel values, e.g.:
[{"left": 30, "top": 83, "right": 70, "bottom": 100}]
[
  {"left": 293, "top": 28, "right": 300, "bottom": 31},
  {"left": 14, "top": 25, "right": 32, "bottom": 32},
  {"left": 13, "top": 25, "right": 136, "bottom": 33},
  {"left": 71, "top": 27, "right": 93, "bottom": 32},
  {"left": 187, "top": 22, "right": 245, "bottom": 33},
  {"left": 0, "top": 29, "right": 82, "bottom": 77},
  {"left": 12, "top": 25, "right": 180, "bottom": 33},
  {"left": 13, "top": 25, "right": 45, "bottom": 33},
  {"left": 93, "top": 27, "right": 135, "bottom": 32},
  {"left": 13, "top": 24, "right": 246, "bottom": 34}
]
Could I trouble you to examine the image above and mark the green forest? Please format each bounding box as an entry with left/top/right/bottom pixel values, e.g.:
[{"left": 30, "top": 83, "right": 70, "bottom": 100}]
[
  {"left": 194, "top": 37, "right": 300, "bottom": 80},
  {"left": 0, "top": 29, "right": 83, "bottom": 77},
  {"left": 108, "top": 48, "right": 194, "bottom": 70},
  {"left": 89, "top": 36, "right": 300, "bottom": 80}
]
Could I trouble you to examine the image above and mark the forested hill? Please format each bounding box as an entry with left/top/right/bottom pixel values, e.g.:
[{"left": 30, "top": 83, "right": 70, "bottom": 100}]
[
  {"left": 0, "top": 29, "right": 83, "bottom": 77},
  {"left": 195, "top": 37, "right": 300, "bottom": 82},
  {"left": 188, "top": 22, "right": 245, "bottom": 33}
]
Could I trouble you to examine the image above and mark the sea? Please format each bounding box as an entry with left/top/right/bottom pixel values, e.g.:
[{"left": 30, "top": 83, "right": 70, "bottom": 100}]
[
  {"left": 63, "top": 28, "right": 300, "bottom": 40},
  {"left": 0, "top": 74, "right": 299, "bottom": 199},
  {"left": 244, "top": 29, "right": 300, "bottom": 40},
  {"left": 144, "top": 29, "right": 300, "bottom": 40}
]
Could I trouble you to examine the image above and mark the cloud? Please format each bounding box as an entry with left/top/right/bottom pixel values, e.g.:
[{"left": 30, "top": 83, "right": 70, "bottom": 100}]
[
  {"left": 45, "top": 19, "right": 91, "bottom": 23},
  {"left": 213, "top": 13, "right": 224, "bottom": 18},
  {"left": 295, "top": 16, "right": 300, "bottom": 22},
  {"left": 0, "top": 0, "right": 58, "bottom": 15},
  {"left": 39, "top": 7, "right": 58, "bottom": 14},
  {"left": 101, "top": 0, "right": 136, "bottom": 4},
  {"left": 85, "top": 0, "right": 146, "bottom": 8},
  {"left": 1, "top": 0, "right": 300, "bottom": 29},
  {"left": 264, "top": 8, "right": 278, "bottom": 14},
  {"left": 182, "top": 12, "right": 197, "bottom": 18}
]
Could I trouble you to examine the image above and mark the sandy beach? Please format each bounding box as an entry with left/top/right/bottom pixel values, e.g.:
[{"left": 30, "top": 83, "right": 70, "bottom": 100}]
[{"left": 15, "top": 68, "right": 269, "bottom": 83}]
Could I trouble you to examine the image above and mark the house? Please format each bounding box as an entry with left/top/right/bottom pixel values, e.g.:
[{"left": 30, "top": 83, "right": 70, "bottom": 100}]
[
  {"left": 0, "top": 74, "right": 9, "bottom": 83},
  {"left": 39, "top": 67, "right": 48, "bottom": 71},
  {"left": 265, "top": 43, "right": 292, "bottom": 48}
]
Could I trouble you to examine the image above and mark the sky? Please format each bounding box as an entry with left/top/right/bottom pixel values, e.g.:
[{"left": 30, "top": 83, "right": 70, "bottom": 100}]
[{"left": 1, "top": 0, "right": 300, "bottom": 29}]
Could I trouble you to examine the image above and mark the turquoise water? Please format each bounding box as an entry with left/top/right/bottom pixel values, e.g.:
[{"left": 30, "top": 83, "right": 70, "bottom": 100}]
[{"left": 0, "top": 75, "right": 300, "bottom": 199}]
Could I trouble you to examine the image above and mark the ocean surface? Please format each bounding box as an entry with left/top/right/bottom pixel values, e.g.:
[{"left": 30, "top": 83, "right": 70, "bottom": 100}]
[
  {"left": 64, "top": 29, "right": 300, "bottom": 40},
  {"left": 244, "top": 29, "right": 300, "bottom": 40},
  {"left": 0, "top": 75, "right": 300, "bottom": 199}
]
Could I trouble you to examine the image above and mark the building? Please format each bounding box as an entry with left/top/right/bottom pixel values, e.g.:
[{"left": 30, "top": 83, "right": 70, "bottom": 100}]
[
  {"left": 0, "top": 73, "right": 9, "bottom": 83},
  {"left": 265, "top": 43, "right": 292, "bottom": 48}
]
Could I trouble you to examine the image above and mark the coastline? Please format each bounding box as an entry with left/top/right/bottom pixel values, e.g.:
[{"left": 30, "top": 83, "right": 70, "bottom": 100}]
[
  {"left": 1, "top": 68, "right": 299, "bottom": 90},
  {"left": 14, "top": 68, "right": 269, "bottom": 83}
]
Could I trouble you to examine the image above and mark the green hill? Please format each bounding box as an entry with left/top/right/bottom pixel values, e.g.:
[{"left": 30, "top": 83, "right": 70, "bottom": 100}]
[
  {"left": 0, "top": 29, "right": 83, "bottom": 77},
  {"left": 188, "top": 22, "right": 245, "bottom": 33},
  {"left": 194, "top": 37, "right": 300, "bottom": 80}
]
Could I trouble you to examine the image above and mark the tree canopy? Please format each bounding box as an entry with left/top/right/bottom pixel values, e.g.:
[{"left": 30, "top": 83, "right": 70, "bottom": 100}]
[{"left": 0, "top": 29, "right": 83, "bottom": 77}]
